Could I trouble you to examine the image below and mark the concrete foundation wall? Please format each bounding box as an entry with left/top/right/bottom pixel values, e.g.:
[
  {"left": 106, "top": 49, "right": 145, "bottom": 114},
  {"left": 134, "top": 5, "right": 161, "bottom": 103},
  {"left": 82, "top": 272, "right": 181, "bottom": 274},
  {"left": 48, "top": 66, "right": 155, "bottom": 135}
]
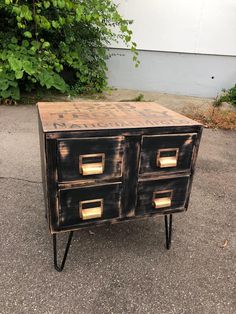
[{"left": 107, "top": 49, "right": 236, "bottom": 98}]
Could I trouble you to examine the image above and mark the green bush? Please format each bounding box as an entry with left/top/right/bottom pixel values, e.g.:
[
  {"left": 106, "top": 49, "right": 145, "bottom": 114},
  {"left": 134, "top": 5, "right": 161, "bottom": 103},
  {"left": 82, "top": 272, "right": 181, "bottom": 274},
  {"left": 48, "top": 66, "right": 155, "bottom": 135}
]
[
  {"left": 214, "top": 85, "right": 236, "bottom": 107},
  {"left": 0, "top": 0, "right": 137, "bottom": 101}
]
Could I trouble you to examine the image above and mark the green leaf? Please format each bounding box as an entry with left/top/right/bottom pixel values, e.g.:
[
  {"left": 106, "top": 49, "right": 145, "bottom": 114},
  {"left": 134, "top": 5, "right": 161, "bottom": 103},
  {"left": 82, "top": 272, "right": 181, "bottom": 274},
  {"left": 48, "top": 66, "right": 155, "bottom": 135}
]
[
  {"left": 54, "top": 62, "right": 62, "bottom": 72},
  {"left": 125, "top": 35, "right": 131, "bottom": 42},
  {"left": 11, "top": 37, "right": 18, "bottom": 44},
  {"left": 0, "top": 79, "right": 9, "bottom": 91},
  {"left": 11, "top": 86, "right": 20, "bottom": 100},
  {"left": 1, "top": 86, "right": 20, "bottom": 100},
  {"left": 15, "top": 70, "right": 24, "bottom": 79},
  {"left": 38, "top": 70, "right": 54, "bottom": 89},
  {"left": 57, "top": 0, "right": 65, "bottom": 9},
  {"left": 0, "top": 50, "right": 7, "bottom": 61},
  {"left": 20, "top": 5, "right": 33, "bottom": 21},
  {"left": 22, "top": 60, "right": 35, "bottom": 75},
  {"left": 8, "top": 56, "right": 22, "bottom": 72},
  {"left": 52, "top": 20, "right": 60, "bottom": 29},
  {"left": 31, "top": 41, "right": 41, "bottom": 50},
  {"left": 17, "top": 22, "right": 25, "bottom": 29},
  {"left": 65, "top": 1, "right": 73, "bottom": 10},
  {"left": 76, "top": 6, "right": 83, "bottom": 21},
  {"left": 22, "top": 40, "right": 29, "bottom": 47},
  {"left": 1, "top": 89, "right": 11, "bottom": 99},
  {"left": 42, "top": 41, "right": 50, "bottom": 49},
  {"left": 39, "top": 16, "right": 51, "bottom": 30},
  {"left": 24, "top": 31, "right": 32, "bottom": 38},
  {"left": 43, "top": 1, "right": 50, "bottom": 9},
  {"left": 59, "top": 17, "right": 65, "bottom": 25},
  {"left": 120, "top": 25, "right": 128, "bottom": 33},
  {"left": 52, "top": 74, "right": 67, "bottom": 92},
  {"left": 9, "top": 80, "right": 18, "bottom": 88}
]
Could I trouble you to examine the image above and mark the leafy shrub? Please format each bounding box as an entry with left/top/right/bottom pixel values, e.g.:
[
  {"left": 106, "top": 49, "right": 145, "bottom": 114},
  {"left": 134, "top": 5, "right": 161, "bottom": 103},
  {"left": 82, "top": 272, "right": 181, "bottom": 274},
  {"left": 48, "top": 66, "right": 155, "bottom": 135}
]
[
  {"left": 214, "top": 85, "right": 236, "bottom": 107},
  {"left": 0, "top": 0, "right": 137, "bottom": 101}
]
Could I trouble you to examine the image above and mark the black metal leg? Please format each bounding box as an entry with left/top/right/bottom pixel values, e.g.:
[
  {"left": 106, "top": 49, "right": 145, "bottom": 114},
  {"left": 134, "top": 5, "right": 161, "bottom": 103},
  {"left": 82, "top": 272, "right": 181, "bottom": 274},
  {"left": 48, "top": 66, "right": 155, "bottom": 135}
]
[
  {"left": 164, "top": 214, "right": 173, "bottom": 250},
  {"left": 53, "top": 231, "right": 74, "bottom": 272}
]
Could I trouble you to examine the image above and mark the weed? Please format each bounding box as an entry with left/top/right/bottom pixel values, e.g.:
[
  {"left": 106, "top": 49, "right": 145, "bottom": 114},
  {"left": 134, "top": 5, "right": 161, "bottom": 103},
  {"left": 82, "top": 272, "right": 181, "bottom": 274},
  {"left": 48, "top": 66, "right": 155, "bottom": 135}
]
[
  {"left": 214, "top": 85, "right": 236, "bottom": 107},
  {"left": 186, "top": 107, "right": 236, "bottom": 130}
]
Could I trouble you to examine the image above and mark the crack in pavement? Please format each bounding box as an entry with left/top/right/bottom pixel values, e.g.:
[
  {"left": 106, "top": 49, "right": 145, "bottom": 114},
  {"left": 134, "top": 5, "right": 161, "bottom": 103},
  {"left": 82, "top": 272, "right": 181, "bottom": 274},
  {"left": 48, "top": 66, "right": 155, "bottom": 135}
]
[{"left": 0, "top": 176, "right": 42, "bottom": 184}]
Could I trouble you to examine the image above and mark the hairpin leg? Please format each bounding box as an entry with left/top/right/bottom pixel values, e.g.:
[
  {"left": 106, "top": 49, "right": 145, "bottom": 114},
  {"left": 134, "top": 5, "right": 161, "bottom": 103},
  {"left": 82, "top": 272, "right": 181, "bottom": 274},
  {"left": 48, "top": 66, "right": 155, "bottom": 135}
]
[
  {"left": 53, "top": 231, "right": 74, "bottom": 272},
  {"left": 164, "top": 214, "right": 172, "bottom": 250}
]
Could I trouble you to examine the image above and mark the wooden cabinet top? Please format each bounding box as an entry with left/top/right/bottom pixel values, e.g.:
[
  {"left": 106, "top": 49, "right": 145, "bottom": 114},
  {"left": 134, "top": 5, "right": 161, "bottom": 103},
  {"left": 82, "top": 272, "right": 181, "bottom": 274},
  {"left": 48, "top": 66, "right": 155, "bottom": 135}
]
[{"left": 37, "top": 102, "right": 201, "bottom": 132}]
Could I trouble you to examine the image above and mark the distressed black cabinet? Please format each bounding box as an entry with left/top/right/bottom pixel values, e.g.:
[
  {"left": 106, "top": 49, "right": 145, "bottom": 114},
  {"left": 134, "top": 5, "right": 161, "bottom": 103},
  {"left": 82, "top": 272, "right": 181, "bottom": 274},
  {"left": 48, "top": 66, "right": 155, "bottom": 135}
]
[{"left": 38, "top": 102, "right": 202, "bottom": 271}]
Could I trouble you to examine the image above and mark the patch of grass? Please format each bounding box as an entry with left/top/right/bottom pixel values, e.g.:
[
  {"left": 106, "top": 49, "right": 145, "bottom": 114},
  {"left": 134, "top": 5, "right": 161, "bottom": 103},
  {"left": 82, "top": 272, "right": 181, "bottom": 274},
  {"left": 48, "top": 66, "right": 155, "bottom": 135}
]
[
  {"left": 132, "top": 93, "right": 145, "bottom": 101},
  {"left": 186, "top": 107, "right": 236, "bottom": 130},
  {"left": 120, "top": 93, "right": 145, "bottom": 102}
]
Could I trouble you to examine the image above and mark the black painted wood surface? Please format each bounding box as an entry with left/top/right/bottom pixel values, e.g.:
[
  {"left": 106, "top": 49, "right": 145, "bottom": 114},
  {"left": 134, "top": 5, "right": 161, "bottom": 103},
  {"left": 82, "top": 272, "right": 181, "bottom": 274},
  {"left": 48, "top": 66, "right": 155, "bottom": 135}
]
[
  {"left": 37, "top": 102, "right": 203, "bottom": 233},
  {"left": 139, "top": 133, "right": 197, "bottom": 177},
  {"left": 136, "top": 176, "right": 190, "bottom": 216},
  {"left": 57, "top": 136, "right": 124, "bottom": 182},
  {"left": 58, "top": 183, "right": 122, "bottom": 229}
]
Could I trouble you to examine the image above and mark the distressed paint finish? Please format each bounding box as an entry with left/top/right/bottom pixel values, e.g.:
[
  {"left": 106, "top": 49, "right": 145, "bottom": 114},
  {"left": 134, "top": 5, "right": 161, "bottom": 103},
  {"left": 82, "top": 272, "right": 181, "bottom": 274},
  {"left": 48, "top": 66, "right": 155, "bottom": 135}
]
[
  {"left": 136, "top": 176, "right": 190, "bottom": 216},
  {"left": 57, "top": 136, "right": 124, "bottom": 182},
  {"left": 121, "top": 136, "right": 141, "bottom": 218},
  {"left": 139, "top": 133, "right": 197, "bottom": 177},
  {"left": 58, "top": 182, "right": 122, "bottom": 230},
  {"left": 37, "top": 102, "right": 203, "bottom": 234}
]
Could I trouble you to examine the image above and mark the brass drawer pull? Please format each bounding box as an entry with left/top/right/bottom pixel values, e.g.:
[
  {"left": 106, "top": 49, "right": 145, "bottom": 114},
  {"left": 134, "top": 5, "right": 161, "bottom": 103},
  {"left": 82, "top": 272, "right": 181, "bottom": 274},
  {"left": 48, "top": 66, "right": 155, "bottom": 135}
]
[
  {"left": 79, "top": 153, "right": 105, "bottom": 176},
  {"left": 153, "top": 190, "right": 172, "bottom": 209},
  {"left": 79, "top": 199, "right": 103, "bottom": 220},
  {"left": 157, "top": 148, "right": 179, "bottom": 168}
]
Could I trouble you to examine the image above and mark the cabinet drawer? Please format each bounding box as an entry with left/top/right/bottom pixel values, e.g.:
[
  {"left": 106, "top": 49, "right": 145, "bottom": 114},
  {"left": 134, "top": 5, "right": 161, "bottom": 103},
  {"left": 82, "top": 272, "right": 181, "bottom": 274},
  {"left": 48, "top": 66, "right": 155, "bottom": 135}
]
[
  {"left": 136, "top": 176, "right": 189, "bottom": 215},
  {"left": 57, "top": 136, "right": 124, "bottom": 182},
  {"left": 58, "top": 183, "right": 122, "bottom": 228},
  {"left": 139, "top": 133, "right": 197, "bottom": 176}
]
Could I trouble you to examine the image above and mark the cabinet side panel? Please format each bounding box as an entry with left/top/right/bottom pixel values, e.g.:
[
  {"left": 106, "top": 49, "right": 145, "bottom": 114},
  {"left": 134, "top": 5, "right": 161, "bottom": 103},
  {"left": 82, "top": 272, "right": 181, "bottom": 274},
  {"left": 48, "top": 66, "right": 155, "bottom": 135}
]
[
  {"left": 185, "top": 127, "right": 203, "bottom": 209},
  {"left": 38, "top": 114, "right": 48, "bottom": 219},
  {"left": 45, "top": 138, "right": 59, "bottom": 233}
]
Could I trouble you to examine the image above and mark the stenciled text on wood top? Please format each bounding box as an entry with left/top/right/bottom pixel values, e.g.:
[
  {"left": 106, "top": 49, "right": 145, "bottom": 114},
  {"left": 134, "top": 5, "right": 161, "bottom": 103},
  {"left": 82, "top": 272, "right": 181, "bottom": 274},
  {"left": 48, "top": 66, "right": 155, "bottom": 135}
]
[{"left": 37, "top": 102, "right": 201, "bottom": 132}]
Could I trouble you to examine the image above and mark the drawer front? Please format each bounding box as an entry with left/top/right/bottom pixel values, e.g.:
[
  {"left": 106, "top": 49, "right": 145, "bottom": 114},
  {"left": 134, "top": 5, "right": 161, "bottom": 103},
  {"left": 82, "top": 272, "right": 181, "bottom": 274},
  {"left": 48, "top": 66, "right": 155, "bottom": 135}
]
[
  {"left": 139, "top": 133, "right": 197, "bottom": 176},
  {"left": 58, "top": 183, "right": 122, "bottom": 228},
  {"left": 136, "top": 176, "right": 189, "bottom": 215},
  {"left": 57, "top": 136, "right": 124, "bottom": 182}
]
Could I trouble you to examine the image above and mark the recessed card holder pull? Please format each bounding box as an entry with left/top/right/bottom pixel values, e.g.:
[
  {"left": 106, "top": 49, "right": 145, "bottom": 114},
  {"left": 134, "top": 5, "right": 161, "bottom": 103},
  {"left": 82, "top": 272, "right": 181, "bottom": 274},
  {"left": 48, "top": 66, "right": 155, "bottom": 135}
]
[
  {"left": 157, "top": 148, "right": 179, "bottom": 168},
  {"left": 79, "top": 153, "right": 105, "bottom": 176},
  {"left": 79, "top": 199, "right": 103, "bottom": 220},
  {"left": 152, "top": 190, "right": 172, "bottom": 209}
]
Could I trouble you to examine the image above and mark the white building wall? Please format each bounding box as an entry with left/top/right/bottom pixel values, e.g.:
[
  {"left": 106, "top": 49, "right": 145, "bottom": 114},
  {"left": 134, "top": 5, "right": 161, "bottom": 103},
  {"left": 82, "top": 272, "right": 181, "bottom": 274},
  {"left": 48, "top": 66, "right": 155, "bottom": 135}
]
[
  {"left": 112, "top": 0, "right": 236, "bottom": 56},
  {"left": 107, "top": 0, "right": 236, "bottom": 97}
]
